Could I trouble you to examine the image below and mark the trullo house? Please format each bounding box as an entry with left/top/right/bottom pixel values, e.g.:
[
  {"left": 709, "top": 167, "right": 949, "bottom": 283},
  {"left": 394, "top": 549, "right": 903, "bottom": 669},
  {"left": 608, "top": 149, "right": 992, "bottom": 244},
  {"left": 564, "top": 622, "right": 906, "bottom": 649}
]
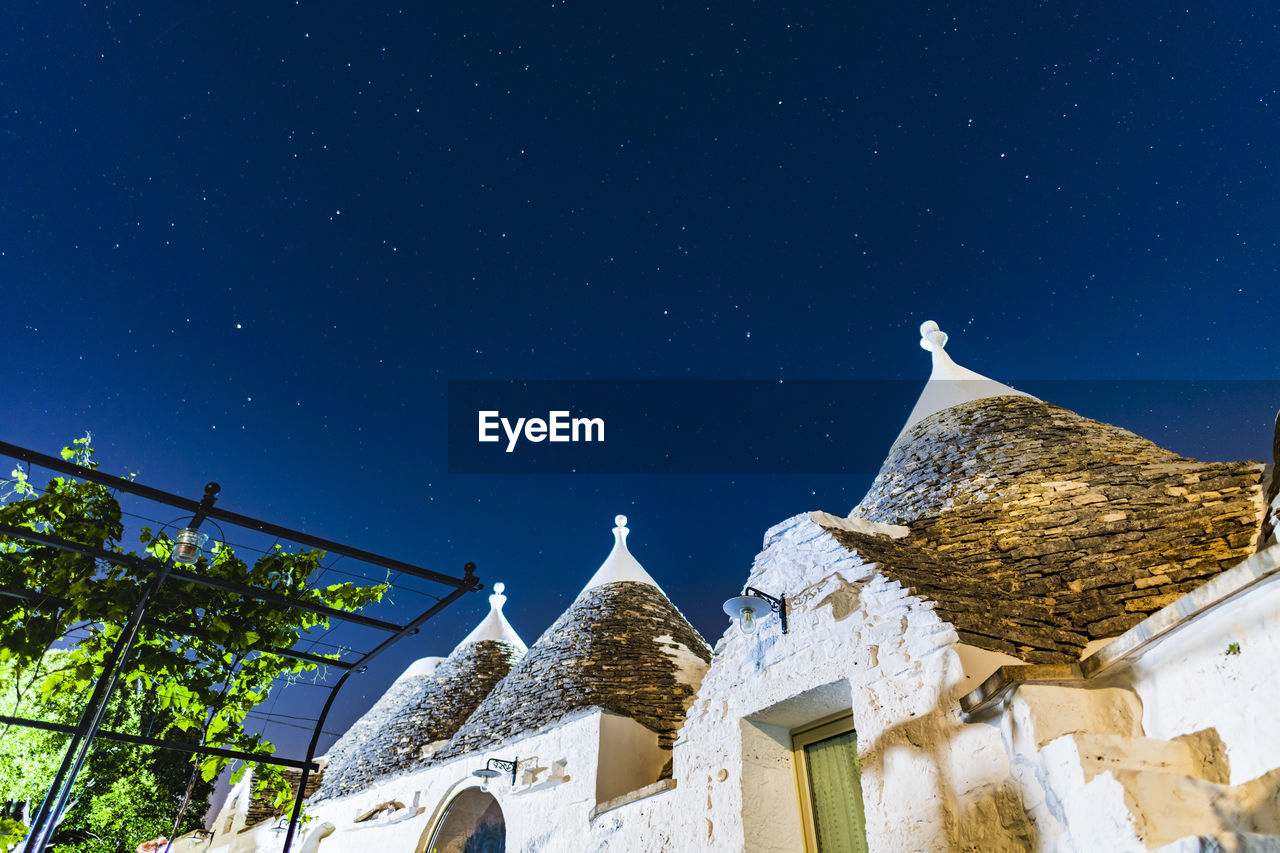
[{"left": 199, "top": 321, "right": 1280, "bottom": 853}]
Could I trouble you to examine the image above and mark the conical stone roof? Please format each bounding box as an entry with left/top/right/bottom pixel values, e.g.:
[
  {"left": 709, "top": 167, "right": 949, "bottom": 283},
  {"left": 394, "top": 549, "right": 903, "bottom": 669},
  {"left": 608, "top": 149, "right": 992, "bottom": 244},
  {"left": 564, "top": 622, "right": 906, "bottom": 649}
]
[
  {"left": 313, "top": 585, "right": 526, "bottom": 800},
  {"left": 825, "top": 323, "right": 1268, "bottom": 663},
  {"left": 433, "top": 517, "right": 712, "bottom": 760}
]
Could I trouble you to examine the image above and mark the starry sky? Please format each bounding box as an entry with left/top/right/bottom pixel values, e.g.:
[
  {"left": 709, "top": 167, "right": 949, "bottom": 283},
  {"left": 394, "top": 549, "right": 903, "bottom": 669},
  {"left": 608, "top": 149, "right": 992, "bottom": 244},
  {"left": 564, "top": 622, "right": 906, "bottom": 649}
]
[{"left": 3, "top": 1, "right": 1279, "bottom": 764}]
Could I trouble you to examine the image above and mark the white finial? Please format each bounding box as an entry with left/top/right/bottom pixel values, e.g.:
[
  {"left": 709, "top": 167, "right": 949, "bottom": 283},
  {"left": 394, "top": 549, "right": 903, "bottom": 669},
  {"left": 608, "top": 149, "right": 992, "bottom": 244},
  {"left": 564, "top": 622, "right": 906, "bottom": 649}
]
[
  {"left": 869, "top": 316, "right": 1037, "bottom": 480},
  {"left": 393, "top": 655, "right": 447, "bottom": 683},
  {"left": 453, "top": 580, "right": 527, "bottom": 653},
  {"left": 612, "top": 515, "right": 630, "bottom": 547},
  {"left": 578, "top": 513, "right": 662, "bottom": 596},
  {"left": 919, "top": 320, "right": 949, "bottom": 352}
]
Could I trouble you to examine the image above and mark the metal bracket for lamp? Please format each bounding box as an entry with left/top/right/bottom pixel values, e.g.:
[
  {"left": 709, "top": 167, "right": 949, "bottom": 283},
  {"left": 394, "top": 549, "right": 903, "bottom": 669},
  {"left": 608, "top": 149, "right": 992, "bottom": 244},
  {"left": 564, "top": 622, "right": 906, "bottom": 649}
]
[
  {"left": 472, "top": 757, "right": 518, "bottom": 789},
  {"left": 723, "top": 587, "right": 788, "bottom": 635}
]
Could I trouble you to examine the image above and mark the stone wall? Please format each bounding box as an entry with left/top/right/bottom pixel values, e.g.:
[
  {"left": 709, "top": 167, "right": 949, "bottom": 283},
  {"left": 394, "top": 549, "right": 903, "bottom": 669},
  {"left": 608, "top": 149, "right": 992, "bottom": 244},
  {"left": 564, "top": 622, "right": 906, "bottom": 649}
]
[
  {"left": 840, "top": 396, "right": 1266, "bottom": 662},
  {"left": 243, "top": 765, "right": 325, "bottom": 829},
  {"left": 281, "top": 710, "right": 624, "bottom": 853},
  {"left": 986, "top": 551, "right": 1280, "bottom": 850},
  {"left": 219, "top": 514, "right": 1280, "bottom": 853},
  {"left": 592, "top": 513, "right": 1035, "bottom": 852}
]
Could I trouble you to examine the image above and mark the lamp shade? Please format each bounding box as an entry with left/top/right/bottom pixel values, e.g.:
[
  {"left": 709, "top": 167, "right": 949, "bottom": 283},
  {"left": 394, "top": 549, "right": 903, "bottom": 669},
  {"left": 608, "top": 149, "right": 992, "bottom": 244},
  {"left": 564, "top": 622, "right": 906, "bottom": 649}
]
[
  {"left": 472, "top": 767, "right": 501, "bottom": 790},
  {"left": 723, "top": 594, "right": 765, "bottom": 635}
]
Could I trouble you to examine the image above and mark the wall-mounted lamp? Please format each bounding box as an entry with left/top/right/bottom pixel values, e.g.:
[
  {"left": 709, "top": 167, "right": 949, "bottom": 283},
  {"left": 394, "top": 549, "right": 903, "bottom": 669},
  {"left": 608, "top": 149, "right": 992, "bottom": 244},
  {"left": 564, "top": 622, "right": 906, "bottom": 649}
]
[
  {"left": 184, "top": 829, "right": 214, "bottom": 847},
  {"left": 472, "top": 757, "right": 518, "bottom": 790},
  {"left": 723, "top": 587, "right": 788, "bottom": 635},
  {"left": 270, "top": 815, "right": 312, "bottom": 838}
]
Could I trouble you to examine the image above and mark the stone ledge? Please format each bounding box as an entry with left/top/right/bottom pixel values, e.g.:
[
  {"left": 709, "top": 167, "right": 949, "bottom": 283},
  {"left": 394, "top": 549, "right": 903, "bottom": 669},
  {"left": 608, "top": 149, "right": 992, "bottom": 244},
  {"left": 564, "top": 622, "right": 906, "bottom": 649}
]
[
  {"left": 1081, "top": 541, "right": 1280, "bottom": 678},
  {"left": 960, "top": 542, "right": 1280, "bottom": 715},
  {"left": 588, "top": 778, "right": 678, "bottom": 823},
  {"left": 809, "top": 511, "right": 909, "bottom": 539},
  {"left": 959, "top": 663, "right": 1086, "bottom": 715}
]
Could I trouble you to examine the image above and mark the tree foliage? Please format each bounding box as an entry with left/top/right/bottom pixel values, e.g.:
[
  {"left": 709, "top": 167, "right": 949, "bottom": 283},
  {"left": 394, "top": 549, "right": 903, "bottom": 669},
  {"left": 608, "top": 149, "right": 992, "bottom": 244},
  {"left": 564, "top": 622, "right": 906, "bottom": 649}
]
[
  {"left": 0, "top": 436, "right": 388, "bottom": 848},
  {"left": 0, "top": 651, "right": 214, "bottom": 852}
]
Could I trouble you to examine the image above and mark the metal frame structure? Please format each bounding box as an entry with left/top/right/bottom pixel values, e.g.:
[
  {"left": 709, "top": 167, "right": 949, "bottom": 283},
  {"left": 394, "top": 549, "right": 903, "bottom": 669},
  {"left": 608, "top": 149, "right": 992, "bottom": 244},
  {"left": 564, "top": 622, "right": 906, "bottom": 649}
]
[{"left": 0, "top": 440, "right": 481, "bottom": 852}]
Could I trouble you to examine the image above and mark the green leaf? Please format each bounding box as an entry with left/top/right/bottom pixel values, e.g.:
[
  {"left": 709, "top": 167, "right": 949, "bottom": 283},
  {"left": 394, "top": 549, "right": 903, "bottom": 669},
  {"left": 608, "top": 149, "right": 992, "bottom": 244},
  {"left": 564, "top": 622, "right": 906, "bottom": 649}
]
[{"left": 0, "top": 435, "right": 388, "bottom": 837}]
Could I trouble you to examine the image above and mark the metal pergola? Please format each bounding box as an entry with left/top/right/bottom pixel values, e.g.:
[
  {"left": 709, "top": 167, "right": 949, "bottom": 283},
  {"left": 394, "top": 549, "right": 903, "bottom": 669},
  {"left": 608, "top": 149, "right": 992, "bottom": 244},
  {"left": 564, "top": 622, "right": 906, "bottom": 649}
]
[{"left": 0, "top": 440, "right": 481, "bottom": 853}]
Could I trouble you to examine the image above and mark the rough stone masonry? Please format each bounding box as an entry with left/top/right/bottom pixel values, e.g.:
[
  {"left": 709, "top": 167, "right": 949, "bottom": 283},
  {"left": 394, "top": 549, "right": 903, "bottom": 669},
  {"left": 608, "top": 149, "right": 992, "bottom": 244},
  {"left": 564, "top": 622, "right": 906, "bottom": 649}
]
[{"left": 830, "top": 395, "right": 1267, "bottom": 662}]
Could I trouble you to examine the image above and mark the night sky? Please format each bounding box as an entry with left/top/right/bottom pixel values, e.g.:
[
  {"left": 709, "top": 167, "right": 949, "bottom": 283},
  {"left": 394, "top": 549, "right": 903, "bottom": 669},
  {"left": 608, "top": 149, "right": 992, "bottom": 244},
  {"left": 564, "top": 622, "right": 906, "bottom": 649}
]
[{"left": 3, "top": 0, "right": 1279, "bottom": 768}]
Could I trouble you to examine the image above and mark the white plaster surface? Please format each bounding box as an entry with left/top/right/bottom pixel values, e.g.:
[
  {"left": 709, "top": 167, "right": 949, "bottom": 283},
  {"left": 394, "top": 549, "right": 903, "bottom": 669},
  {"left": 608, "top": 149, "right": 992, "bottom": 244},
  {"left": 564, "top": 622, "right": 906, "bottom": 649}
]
[
  {"left": 954, "top": 642, "right": 1027, "bottom": 690},
  {"left": 1126, "top": 569, "right": 1280, "bottom": 784},
  {"left": 289, "top": 710, "right": 625, "bottom": 853},
  {"left": 596, "top": 713, "right": 668, "bottom": 804},
  {"left": 591, "top": 512, "right": 1035, "bottom": 853},
  {"left": 653, "top": 632, "right": 708, "bottom": 691},
  {"left": 394, "top": 655, "right": 447, "bottom": 684},
  {"left": 739, "top": 719, "right": 806, "bottom": 853},
  {"left": 992, "top": 563, "right": 1280, "bottom": 851},
  {"left": 809, "top": 510, "right": 909, "bottom": 538}
]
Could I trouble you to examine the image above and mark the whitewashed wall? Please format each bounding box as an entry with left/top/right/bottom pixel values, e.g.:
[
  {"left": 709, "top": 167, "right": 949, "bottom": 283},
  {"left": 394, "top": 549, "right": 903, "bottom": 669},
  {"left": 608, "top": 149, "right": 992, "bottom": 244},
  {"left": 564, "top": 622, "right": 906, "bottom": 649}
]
[
  {"left": 217, "top": 519, "right": 1280, "bottom": 853},
  {"left": 314, "top": 709, "right": 620, "bottom": 853},
  {"left": 592, "top": 513, "right": 1035, "bottom": 853},
  {"left": 213, "top": 710, "right": 641, "bottom": 853},
  {"left": 1126, "top": 568, "right": 1280, "bottom": 784}
]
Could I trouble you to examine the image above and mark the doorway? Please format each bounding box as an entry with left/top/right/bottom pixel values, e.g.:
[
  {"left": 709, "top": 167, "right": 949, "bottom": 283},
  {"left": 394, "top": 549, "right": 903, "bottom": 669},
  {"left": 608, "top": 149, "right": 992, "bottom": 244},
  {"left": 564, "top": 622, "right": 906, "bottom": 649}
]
[{"left": 792, "top": 714, "right": 868, "bottom": 853}]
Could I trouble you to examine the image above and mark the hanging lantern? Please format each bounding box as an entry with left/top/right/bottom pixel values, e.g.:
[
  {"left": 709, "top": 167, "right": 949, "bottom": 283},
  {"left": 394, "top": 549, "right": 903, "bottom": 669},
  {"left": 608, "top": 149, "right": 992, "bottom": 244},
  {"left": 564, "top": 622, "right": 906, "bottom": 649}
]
[{"left": 173, "top": 528, "right": 208, "bottom": 565}]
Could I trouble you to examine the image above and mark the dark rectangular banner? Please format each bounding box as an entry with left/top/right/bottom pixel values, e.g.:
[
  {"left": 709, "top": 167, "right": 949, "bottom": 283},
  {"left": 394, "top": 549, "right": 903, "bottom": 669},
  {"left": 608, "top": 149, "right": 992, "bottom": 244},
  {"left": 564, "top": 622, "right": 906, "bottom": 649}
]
[{"left": 446, "top": 380, "right": 1280, "bottom": 475}]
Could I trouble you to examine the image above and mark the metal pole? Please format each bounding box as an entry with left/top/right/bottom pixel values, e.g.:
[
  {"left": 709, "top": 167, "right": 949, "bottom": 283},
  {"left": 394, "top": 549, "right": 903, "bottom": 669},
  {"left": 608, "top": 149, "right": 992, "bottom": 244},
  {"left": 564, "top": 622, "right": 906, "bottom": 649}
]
[
  {"left": 22, "top": 482, "right": 221, "bottom": 852},
  {"left": 0, "top": 715, "right": 321, "bottom": 770},
  {"left": 278, "top": 677, "right": 345, "bottom": 853}
]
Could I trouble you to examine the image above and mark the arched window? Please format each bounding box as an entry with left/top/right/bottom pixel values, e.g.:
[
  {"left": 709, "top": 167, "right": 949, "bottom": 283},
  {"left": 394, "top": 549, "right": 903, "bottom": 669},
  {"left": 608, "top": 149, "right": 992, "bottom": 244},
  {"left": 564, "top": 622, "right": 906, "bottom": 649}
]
[{"left": 422, "top": 788, "right": 505, "bottom": 853}]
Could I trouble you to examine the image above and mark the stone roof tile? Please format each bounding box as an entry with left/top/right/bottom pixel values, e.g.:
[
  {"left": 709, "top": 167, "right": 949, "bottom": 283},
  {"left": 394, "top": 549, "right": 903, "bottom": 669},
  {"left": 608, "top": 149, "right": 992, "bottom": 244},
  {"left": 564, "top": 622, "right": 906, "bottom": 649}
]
[
  {"left": 432, "top": 580, "right": 711, "bottom": 760},
  {"left": 824, "top": 395, "right": 1267, "bottom": 663},
  {"left": 312, "top": 639, "right": 523, "bottom": 800}
]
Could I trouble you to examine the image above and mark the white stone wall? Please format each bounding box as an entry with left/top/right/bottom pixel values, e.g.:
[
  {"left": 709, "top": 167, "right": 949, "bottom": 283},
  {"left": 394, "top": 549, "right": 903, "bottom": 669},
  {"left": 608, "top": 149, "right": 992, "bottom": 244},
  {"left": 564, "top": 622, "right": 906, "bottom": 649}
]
[
  {"left": 596, "top": 714, "right": 667, "bottom": 804},
  {"left": 208, "top": 711, "right": 639, "bottom": 853},
  {"left": 984, "top": 551, "right": 1280, "bottom": 851},
  {"left": 221, "top": 517, "right": 1280, "bottom": 852},
  {"left": 283, "top": 512, "right": 1035, "bottom": 853},
  {"left": 1126, "top": 569, "right": 1280, "bottom": 785},
  {"left": 206, "top": 771, "right": 253, "bottom": 853},
  {"left": 591, "top": 513, "right": 1034, "bottom": 853},
  {"left": 319, "top": 710, "right": 601, "bottom": 853}
]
